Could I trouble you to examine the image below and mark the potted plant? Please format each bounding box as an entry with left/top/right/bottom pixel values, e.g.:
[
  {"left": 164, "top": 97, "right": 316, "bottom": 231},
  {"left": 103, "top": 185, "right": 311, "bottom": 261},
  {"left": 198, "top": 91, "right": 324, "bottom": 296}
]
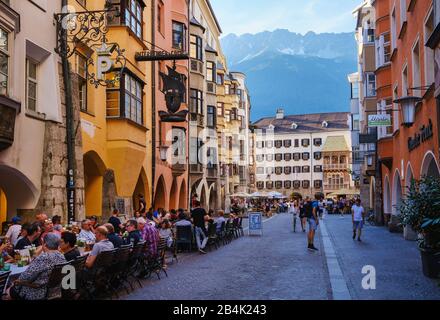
[{"left": 399, "top": 176, "right": 440, "bottom": 278}]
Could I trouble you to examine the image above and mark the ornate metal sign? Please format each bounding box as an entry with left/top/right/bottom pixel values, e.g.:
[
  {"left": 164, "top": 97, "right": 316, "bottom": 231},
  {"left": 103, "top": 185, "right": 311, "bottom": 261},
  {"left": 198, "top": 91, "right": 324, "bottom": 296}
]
[
  {"left": 86, "top": 39, "right": 126, "bottom": 88},
  {"left": 159, "top": 66, "right": 188, "bottom": 122},
  {"left": 135, "top": 50, "right": 189, "bottom": 62}
]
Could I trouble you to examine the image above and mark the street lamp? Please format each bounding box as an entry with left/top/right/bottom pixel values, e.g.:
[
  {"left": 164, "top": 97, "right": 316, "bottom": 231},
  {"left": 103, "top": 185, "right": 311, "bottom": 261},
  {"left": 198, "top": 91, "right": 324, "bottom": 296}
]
[{"left": 394, "top": 95, "right": 423, "bottom": 127}]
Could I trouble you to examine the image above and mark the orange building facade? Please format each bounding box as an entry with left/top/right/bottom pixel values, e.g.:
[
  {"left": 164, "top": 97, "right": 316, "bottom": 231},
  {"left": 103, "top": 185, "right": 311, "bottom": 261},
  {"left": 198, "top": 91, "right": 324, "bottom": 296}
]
[
  {"left": 375, "top": 0, "right": 440, "bottom": 230},
  {"left": 151, "top": 0, "right": 189, "bottom": 211}
]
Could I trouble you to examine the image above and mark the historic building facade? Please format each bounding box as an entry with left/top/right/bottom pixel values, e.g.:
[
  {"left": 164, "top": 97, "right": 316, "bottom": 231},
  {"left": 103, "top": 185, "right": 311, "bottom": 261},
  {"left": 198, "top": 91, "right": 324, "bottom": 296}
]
[
  {"left": 350, "top": 0, "right": 383, "bottom": 218},
  {"left": 71, "top": 0, "right": 153, "bottom": 221},
  {"left": 253, "top": 110, "right": 355, "bottom": 199},
  {"left": 0, "top": 0, "right": 85, "bottom": 228},
  {"left": 151, "top": 0, "right": 189, "bottom": 211},
  {"left": 375, "top": 0, "right": 440, "bottom": 232}
]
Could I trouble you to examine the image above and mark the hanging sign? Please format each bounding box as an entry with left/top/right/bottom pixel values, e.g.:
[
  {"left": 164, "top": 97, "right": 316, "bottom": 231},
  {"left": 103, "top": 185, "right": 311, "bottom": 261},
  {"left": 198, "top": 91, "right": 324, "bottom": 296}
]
[
  {"left": 135, "top": 50, "right": 189, "bottom": 62},
  {"left": 368, "top": 114, "right": 392, "bottom": 127}
]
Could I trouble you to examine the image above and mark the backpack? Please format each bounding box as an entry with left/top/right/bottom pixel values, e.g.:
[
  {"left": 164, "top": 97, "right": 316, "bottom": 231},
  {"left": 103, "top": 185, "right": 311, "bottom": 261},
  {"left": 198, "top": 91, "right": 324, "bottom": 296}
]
[{"left": 304, "top": 202, "right": 313, "bottom": 218}]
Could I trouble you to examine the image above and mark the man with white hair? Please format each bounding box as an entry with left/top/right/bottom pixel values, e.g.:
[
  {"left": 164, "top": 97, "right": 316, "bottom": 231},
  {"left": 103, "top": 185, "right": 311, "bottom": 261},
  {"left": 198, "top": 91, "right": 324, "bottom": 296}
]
[{"left": 78, "top": 219, "right": 96, "bottom": 243}]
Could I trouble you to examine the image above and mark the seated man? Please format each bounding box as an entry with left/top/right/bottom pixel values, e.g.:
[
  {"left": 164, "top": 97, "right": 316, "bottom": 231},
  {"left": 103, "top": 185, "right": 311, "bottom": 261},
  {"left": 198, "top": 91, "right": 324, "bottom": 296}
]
[
  {"left": 85, "top": 226, "right": 114, "bottom": 269},
  {"left": 15, "top": 223, "right": 42, "bottom": 250},
  {"left": 104, "top": 223, "right": 123, "bottom": 248},
  {"left": 78, "top": 219, "right": 96, "bottom": 243},
  {"left": 40, "top": 219, "right": 61, "bottom": 241},
  {"left": 215, "top": 210, "right": 226, "bottom": 234},
  {"left": 5, "top": 216, "right": 22, "bottom": 247},
  {"left": 174, "top": 212, "right": 192, "bottom": 227},
  {"left": 60, "top": 231, "right": 81, "bottom": 262},
  {"left": 124, "top": 219, "right": 141, "bottom": 246}
]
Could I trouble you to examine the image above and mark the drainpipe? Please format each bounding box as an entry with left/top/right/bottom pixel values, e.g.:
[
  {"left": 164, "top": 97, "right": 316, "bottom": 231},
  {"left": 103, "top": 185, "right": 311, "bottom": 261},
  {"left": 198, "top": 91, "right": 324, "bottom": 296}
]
[
  {"left": 61, "top": 0, "right": 76, "bottom": 223},
  {"left": 151, "top": 0, "right": 156, "bottom": 209},
  {"left": 187, "top": 0, "right": 191, "bottom": 211}
]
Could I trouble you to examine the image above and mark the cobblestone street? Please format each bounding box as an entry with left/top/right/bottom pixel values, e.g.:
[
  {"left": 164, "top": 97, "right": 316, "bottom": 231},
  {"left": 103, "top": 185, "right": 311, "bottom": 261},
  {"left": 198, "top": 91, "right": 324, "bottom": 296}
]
[{"left": 123, "top": 213, "right": 440, "bottom": 300}]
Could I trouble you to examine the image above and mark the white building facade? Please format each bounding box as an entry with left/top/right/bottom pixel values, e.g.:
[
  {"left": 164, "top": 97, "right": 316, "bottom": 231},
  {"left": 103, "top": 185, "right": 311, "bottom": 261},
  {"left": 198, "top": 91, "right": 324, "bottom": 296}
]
[{"left": 253, "top": 110, "right": 356, "bottom": 198}]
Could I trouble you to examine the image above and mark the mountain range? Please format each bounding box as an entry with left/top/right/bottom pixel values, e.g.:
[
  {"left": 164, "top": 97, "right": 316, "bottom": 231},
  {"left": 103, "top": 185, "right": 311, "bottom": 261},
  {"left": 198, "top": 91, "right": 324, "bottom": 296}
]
[{"left": 220, "top": 29, "right": 357, "bottom": 121}]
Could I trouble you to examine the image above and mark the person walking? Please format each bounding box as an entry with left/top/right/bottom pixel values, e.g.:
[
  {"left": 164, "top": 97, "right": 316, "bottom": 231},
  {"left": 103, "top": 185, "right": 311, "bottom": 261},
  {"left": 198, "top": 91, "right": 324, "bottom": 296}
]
[
  {"left": 352, "top": 199, "right": 365, "bottom": 242},
  {"left": 299, "top": 199, "right": 307, "bottom": 232},
  {"left": 306, "top": 194, "right": 321, "bottom": 251}
]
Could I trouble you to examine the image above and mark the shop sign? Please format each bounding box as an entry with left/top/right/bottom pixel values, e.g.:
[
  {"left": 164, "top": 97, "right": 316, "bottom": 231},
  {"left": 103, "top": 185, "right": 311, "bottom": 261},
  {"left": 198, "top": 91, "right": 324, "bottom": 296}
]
[
  {"left": 408, "top": 119, "right": 434, "bottom": 152},
  {"left": 368, "top": 114, "right": 392, "bottom": 127}
]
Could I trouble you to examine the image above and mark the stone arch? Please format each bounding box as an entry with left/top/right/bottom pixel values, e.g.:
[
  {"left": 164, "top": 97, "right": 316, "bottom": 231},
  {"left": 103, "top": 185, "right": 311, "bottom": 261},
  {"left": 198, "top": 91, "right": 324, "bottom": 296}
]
[
  {"left": 83, "top": 151, "right": 107, "bottom": 217},
  {"left": 421, "top": 151, "right": 440, "bottom": 178},
  {"left": 0, "top": 165, "right": 39, "bottom": 219},
  {"left": 154, "top": 175, "right": 167, "bottom": 210},
  {"left": 133, "top": 167, "right": 150, "bottom": 212},
  {"left": 383, "top": 175, "right": 392, "bottom": 215},
  {"left": 208, "top": 183, "right": 217, "bottom": 212},
  {"left": 369, "top": 176, "right": 376, "bottom": 210},
  {"left": 405, "top": 162, "right": 414, "bottom": 193},
  {"left": 169, "top": 178, "right": 178, "bottom": 211},
  {"left": 200, "top": 184, "right": 207, "bottom": 209},
  {"left": 392, "top": 170, "right": 403, "bottom": 216},
  {"left": 178, "top": 179, "right": 187, "bottom": 210}
]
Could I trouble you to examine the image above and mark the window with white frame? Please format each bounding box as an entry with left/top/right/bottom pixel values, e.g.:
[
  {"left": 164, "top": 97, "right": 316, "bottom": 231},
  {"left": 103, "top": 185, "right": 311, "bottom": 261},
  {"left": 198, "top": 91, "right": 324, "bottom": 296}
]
[
  {"left": 393, "top": 85, "right": 400, "bottom": 133},
  {"left": 412, "top": 40, "right": 421, "bottom": 96},
  {"left": 0, "top": 28, "right": 9, "bottom": 96},
  {"left": 402, "top": 64, "right": 409, "bottom": 96},
  {"left": 26, "top": 59, "right": 38, "bottom": 111},
  {"left": 124, "top": 74, "right": 143, "bottom": 124},
  {"left": 365, "top": 73, "right": 376, "bottom": 97},
  {"left": 376, "top": 32, "right": 391, "bottom": 67},
  {"left": 76, "top": 53, "right": 88, "bottom": 112},
  {"left": 125, "top": 0, "right": 142, "bottom": 38},
  {"left": 391, "top": 8, "right": 397, "bottom": 50},
  {"left": 400, "top": 0, "right": 407, "bottom": 28},
  {"left": 424, "top": 7, "right": 435, "bottom": 87}
]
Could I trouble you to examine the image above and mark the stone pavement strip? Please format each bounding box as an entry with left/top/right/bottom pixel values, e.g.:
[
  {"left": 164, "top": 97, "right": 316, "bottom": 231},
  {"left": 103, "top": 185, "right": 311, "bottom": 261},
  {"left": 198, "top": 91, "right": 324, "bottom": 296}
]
[
  {"left": 323, "top": 214, "right": 440, "bottom": 300},
  {"left": 122, "top": 213, "right": 332, "bottom": 300},
  {"left": 121, "top": 213, "right": 440, "bottom": 300}
]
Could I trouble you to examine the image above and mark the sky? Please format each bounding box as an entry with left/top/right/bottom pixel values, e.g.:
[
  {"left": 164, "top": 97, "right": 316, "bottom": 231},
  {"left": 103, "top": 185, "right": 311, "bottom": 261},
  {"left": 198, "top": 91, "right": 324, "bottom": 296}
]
[{"left": 210, "top": 0, "right": 361, "bottom": 36}]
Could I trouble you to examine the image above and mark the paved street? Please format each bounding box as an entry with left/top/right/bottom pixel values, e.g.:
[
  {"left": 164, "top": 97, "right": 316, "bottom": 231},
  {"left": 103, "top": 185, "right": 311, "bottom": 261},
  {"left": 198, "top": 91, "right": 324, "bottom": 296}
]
[{"left": 122, "top": 214, "right": 440, "bottom": 300}]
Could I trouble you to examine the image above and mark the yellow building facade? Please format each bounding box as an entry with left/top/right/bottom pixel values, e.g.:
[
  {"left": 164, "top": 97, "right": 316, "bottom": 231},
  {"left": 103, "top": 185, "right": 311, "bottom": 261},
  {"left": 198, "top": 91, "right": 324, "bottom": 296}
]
[{"left": 70, "top": 0, "right": 153, "bottom": 220}]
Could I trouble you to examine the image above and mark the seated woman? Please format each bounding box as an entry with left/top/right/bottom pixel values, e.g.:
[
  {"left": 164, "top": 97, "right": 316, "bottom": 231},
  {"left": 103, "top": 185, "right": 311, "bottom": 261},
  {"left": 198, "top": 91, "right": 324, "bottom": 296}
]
[
  {"left": 7, "top": 233, "right": 66, "bottom": 300},
  {"left": 60, "top": 232, "right": 81, "bottom": 262},
  {"left": 159, "top": 219, "right": 174, "bottom": 248}
]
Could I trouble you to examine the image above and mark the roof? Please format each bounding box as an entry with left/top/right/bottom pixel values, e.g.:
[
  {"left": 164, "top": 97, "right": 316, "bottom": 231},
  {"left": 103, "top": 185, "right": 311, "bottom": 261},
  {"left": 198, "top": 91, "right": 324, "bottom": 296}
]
[
  {"left": 206, "top": 0, "right": 223, "bottom": 34},
  {"left": 253, "top": 112, "right": 350, "bottom": 134},
  {"left": 190, "top": 17, "right": 205, "bottom": 32},
  {"left": 205, "top": 44, "right": 218, "bottom": 55},
  {"left": 322, "top": 136, "right": 350, "bottom": 152}
]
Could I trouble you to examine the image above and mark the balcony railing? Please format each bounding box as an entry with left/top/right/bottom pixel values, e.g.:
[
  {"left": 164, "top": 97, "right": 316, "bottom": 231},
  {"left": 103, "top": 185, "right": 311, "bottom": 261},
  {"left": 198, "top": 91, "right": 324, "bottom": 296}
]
[
  {"left": 323, "top": 164, "right": 349, "bottom": 171},
  {"left": 324, "top": 184, "right": 350, "bottom": 191},
  {"left": 190, "top": 164, "right": 203, "bottom": 174}
]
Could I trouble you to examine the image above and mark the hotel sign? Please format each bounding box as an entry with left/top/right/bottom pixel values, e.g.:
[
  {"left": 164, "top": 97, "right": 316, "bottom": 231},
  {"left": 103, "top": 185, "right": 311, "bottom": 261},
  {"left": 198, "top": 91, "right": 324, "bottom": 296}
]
[
  {"left": 368, "top": 114, "right": 392, "bottom": 127},
  {"left": 135, "top": 50, "right": 189, "bottom": 62},
  {"left": 408, "top": 119, "right": 434, "bottom": 152}
]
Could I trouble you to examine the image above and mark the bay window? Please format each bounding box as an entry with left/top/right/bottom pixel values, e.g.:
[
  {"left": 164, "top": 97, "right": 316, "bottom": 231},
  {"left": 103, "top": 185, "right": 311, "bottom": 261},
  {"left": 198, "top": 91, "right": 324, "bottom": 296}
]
[
  {"left": 125, "top": 0, "right": 142, "bottom": 38},
  {"left": 365, "top": 73, "right": 376, "bottom": 97},
  {"left": 190, "top": 89, "right": 203, "bottom": 114},
  {"left": 106, "top": 72, "right": 144, "bottom": 125},
  {"left": 207, "top": 61, "right": 215, "bottom": 82},
  {"left": 0, "top": 28, "right": 8, "bottom": 96},
  {"left": 190, "top": 35, "right": 203, "bottom": 60}
]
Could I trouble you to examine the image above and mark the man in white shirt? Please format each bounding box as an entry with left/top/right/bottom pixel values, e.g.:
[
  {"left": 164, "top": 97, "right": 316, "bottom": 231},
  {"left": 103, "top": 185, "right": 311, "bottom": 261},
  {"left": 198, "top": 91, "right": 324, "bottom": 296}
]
[
  {"left": 78, "top": 219, "right": 96, "bottom": 243},
  {"left": 352, "top": 199, "right": 365, "bottom": 242},
  {"left": 6, "top": 216, "right": 22, "bottom": 246}
]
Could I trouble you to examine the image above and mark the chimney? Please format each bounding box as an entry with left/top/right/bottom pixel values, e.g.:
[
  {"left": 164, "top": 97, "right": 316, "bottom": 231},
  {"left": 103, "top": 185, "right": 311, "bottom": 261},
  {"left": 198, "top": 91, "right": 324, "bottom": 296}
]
[{"left": 276, "top": 108, "right": 285, "bottom": 120}]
